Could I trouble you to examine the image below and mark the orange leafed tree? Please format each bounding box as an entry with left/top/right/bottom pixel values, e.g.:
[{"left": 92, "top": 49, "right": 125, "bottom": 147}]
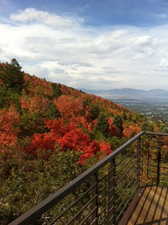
[
  {"left": 20, "top": 96, "right": 49, "bottom": 114},
  {"left": 123, "top": 125, "right": 141, "bottom": 138},
  {"left": 54, "top": 95, "right": 83, "bottom": 118}
]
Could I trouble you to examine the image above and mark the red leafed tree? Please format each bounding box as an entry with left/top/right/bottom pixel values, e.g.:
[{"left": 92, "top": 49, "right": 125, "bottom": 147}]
[
  {"left": 57, "top": 128, "right": 90, "bottom": 152},
  {"left": 45, "top": 119, "right": 77, "bottom": 136},
  {"left": 99, "top": 142, "right": 112, "bottom": 155},
  {"left": 0, "top": 106, "right": 20, "bottom": 132},
  {"left": 27, "top": 120, "right": 89, "bottom": 154},
  {"left": 72, "top": 116, "right": 97, "bottom": 132},
  {"left": 26, "top": 133, "right": 57, "bottom": 154},
  {"left": 27, "top": 118, "right": 112, "bottom": 163},
  {"left": 79, "top": 141, "right": 112, "bottom": 165},
  {"left": 107, "top": 118, "right": 119, "bottom": 136},
  {"left": 0, "top": 106, "right": 20, "bottom": 150}
]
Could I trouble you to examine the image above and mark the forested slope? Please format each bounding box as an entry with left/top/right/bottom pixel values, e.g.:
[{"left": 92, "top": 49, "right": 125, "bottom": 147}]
[{"left": 0, "top": 60, "right": 162, "bottom": 223}]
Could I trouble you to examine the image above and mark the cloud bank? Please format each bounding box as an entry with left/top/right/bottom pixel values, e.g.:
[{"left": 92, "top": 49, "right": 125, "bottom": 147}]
[{"left": 1, "top": 8, "right": 168, "bottom": 90}]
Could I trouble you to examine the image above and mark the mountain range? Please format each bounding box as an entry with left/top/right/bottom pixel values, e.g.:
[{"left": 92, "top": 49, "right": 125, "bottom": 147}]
[{"left": 83, "top": 88, "right": 168, "bottom": 102}]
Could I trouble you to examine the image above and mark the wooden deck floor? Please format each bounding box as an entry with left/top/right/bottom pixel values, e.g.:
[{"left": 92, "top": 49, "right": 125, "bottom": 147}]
[{"left": 120, "top": 186, "right": 168, "bottom": 225}]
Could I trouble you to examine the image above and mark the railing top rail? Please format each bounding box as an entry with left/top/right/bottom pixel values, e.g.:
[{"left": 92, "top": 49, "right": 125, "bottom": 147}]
[
  {"left": 145, "top": 131, "right": 168, "bottom": 136},
  {"left": 9, "top": 131, "right": 144, "bottom": 225}
]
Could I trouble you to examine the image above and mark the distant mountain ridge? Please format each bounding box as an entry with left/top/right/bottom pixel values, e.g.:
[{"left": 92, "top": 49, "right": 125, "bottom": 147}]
[{"left": 83, "top": 88, "right": 168, "bottom": 102}]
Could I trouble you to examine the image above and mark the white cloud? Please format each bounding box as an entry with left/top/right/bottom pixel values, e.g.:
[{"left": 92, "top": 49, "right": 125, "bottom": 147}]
[
  {"left": 10, "top": 8, "right": 84, "bottom": 28},
  {"left": 1, "top": 8, "right": 168, "bottom": 89}
]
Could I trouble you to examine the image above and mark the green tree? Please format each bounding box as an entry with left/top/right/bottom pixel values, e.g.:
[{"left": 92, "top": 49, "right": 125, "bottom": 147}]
[
  {"left": 52, "top": 83, "right": 62, "bottom": 98},
  {"left": 96, "top": 113, "right": 108, "bottom": 135},
  {"left": 11, "top": 58, "right": 22, "bottom": 70},
  {"left": 89, "top": 104, "right": 100, "bottom": 120},
  {"left": 0, "top": 59, "right": 24, "bottom": 93}
]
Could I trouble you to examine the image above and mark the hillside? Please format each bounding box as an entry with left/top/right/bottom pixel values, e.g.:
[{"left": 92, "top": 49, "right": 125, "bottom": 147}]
[{"left": 0, "top": 60, "right": 163, "bottom": 224}]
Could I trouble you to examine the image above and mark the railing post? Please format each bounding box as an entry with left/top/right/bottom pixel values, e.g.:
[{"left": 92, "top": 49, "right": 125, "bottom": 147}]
[
  {"left": 147, "top": 142, "right": 150, "bottom": 179},
  {"left": 157, "top": 139, "right": 161, "bottom": 186},
  {"left": 95, "top": 171, "right": 99, "bottom": 225},
  {"left": 109, "top": 158, "right": 117, "bottom": 225},
  {"left": 136, "top": 136, "right": 141, "bottom": 188}
]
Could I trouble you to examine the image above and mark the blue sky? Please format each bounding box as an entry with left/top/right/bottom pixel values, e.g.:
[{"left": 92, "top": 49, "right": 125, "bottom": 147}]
[
  {"left": 1, "top": 0, "right": 168, "bottom": 89},
  {"left": 2, "top": 0, "right": 168, "bottom": 26}
]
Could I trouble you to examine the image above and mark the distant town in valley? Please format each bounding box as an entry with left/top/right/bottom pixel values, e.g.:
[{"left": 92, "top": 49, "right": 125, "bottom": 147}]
[
  {"left": 85, "top": 88, "right": 168, "bottom": 123},
  {"left": 113, "top": 99, "right": 168, "bottom": 122}
]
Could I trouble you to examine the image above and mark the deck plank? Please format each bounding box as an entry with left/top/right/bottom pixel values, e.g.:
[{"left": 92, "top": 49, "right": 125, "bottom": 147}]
[
  {"left": 120, "top": 186, "right": 168, "bottom": 225},
  {"left": 126, "top": 187, "right": 152, "bottom": 225}
]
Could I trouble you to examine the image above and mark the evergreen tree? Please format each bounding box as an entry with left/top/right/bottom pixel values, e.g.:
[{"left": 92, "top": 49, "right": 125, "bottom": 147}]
[
  {"left": 0, "top": 59, "right": 24, "bottom": 93},
  {"left": 11, "top": 58, "right": 21, "bottom": 69}
]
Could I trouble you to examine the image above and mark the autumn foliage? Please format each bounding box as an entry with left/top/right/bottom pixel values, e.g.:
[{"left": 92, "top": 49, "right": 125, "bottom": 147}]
[
  {"left": 0, "top": 59, "right": 157, "bottom": 165},
  {"left": 1, "top": 59, "right": 166, "bottom": 225}
]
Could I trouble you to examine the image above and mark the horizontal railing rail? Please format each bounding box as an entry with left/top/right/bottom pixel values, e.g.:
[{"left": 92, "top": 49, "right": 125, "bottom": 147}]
[
  {"left": 8, "top": 131, "right": 168, "bottom": 225},
  {"left": 145, "top": 131, "right": 168, "bottom": 136}
]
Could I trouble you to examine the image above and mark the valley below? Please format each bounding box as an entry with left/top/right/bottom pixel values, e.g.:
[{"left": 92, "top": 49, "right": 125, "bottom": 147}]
[
  {"left": 113, "top": 98, "right": 168, "bottom": 122},
  {"left": 85, "top": 88, "right": 168, "bottom": 123}
]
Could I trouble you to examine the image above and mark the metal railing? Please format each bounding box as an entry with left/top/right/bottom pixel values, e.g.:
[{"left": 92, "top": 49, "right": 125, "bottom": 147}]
[{"left": 8, "top": 131, "right": 168, "bottom": 225}]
